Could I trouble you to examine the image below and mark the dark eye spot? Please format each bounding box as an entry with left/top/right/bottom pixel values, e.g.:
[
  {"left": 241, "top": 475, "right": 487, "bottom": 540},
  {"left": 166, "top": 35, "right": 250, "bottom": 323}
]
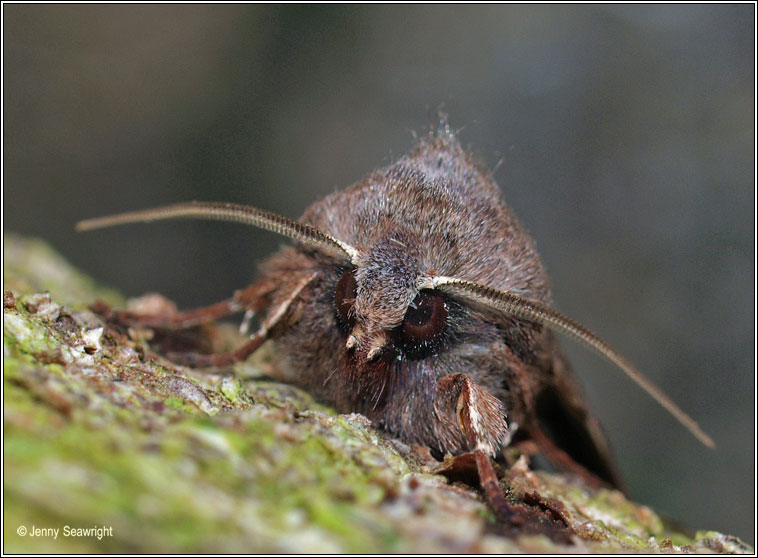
[
  {"left": 400, "top": 291, "right": 448, "bottom": 355},
  {"left": 334, "top": 268, "right": 357, "bottom": 331}
]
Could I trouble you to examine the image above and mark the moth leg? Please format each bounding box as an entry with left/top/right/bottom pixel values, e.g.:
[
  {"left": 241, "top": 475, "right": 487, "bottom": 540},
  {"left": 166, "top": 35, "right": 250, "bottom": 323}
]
[
  {"left": 97, "top": 270, "right": 290, "bottom": 331},
  {"left": 107, "top": 298, "right": 242, "bottom": 329},
  {"left": 474, "top": 450, "right": 526, "bottom": 525},
  {"left": 436, "top": 449, "right": 526, "bottom": 526},
  {"left": 527, "top": 423, "right": 612, "bottom": 489},
  {"left": 432, "top": 374, "right": 527, "bottom": 521},
  {"left": 166, "top": 272, "right": 317, "bottom": 368},
  {"left": 165, "top": 331, "right": 266, "bottom": 368},
  {"left": 434, "top": 373, "right": 510, "bottom": 456}
]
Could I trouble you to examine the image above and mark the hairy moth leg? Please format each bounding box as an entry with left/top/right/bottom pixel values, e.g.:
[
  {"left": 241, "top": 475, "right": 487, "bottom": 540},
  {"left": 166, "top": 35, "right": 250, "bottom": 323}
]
[
  {"left": 167, "top": 272, "right": 317, "bottom": 368},
  {"left": 107, "top": 298, "right": 242, "bottom": 329},
  {"left": 434, "top": 373, "right": 510, "bottom": 456}
]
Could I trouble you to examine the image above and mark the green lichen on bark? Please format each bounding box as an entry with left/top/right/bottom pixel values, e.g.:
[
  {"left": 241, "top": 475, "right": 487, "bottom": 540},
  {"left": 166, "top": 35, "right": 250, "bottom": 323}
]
[{"left": 3, "top": 233, "right": 753, "bottom": 554}]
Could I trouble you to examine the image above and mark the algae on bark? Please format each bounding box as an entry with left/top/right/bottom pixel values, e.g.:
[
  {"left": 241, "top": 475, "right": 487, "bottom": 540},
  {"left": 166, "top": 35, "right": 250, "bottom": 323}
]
[{"left": 3, "top": 233, "right": 753, "bottom": 553}]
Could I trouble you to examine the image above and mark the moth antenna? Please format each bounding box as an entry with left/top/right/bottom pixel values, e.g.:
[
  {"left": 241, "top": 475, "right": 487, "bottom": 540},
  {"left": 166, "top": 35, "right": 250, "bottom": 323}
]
[
  {"left": 76, "top": 201, "right": 360, "bottom": 264},
  {"left": 422, "top": 276, "right": 716, "bottom": 449}
]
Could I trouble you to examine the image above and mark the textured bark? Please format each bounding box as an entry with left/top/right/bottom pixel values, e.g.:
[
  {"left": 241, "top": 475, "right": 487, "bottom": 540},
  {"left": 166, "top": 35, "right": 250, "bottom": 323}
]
[{"left": 3, "top": 233, "right": 753, "bottom": 554}]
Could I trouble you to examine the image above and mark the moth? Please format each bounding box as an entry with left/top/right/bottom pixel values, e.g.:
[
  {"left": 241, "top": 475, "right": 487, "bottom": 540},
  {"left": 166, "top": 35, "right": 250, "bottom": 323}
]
[{"left": 77, "top": 121, "right": 713, "bottom": 496}]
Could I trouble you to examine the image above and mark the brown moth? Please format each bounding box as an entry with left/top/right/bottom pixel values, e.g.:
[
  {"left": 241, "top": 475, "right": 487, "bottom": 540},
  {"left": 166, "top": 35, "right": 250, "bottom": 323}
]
[{"left": 76, "top": 120, "right": 713, "bottom": 497}]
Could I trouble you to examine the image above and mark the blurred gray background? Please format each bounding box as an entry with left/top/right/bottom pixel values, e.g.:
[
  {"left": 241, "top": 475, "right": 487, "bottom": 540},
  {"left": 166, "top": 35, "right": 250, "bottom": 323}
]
[{"left": 3, "top": 4, "right": 754, "bottom": 543}]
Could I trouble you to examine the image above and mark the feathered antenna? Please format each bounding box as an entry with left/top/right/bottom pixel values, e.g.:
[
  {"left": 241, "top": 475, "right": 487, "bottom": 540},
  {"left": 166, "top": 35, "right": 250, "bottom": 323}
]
[{"left": 76, "top": 201, "right": 360, "bottom": 264}]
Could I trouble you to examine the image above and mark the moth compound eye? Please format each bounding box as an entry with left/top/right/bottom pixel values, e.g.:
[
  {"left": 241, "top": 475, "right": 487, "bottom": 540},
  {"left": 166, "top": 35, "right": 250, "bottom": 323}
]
[
  {"left": 400, "top": 291, "right": 448, "bottom": 354},
  {"left": 334, "top": 268, "right": 358, "bottom": 331}
]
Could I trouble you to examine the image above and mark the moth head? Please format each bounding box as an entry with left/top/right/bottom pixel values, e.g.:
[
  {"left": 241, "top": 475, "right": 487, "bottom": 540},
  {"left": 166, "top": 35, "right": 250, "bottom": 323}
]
[
  {"left": 76, "top": 200, "right": 714, "bottom": 449},
  {"left": 333, "top": 230, "right": 450, "bottom": 364}
]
